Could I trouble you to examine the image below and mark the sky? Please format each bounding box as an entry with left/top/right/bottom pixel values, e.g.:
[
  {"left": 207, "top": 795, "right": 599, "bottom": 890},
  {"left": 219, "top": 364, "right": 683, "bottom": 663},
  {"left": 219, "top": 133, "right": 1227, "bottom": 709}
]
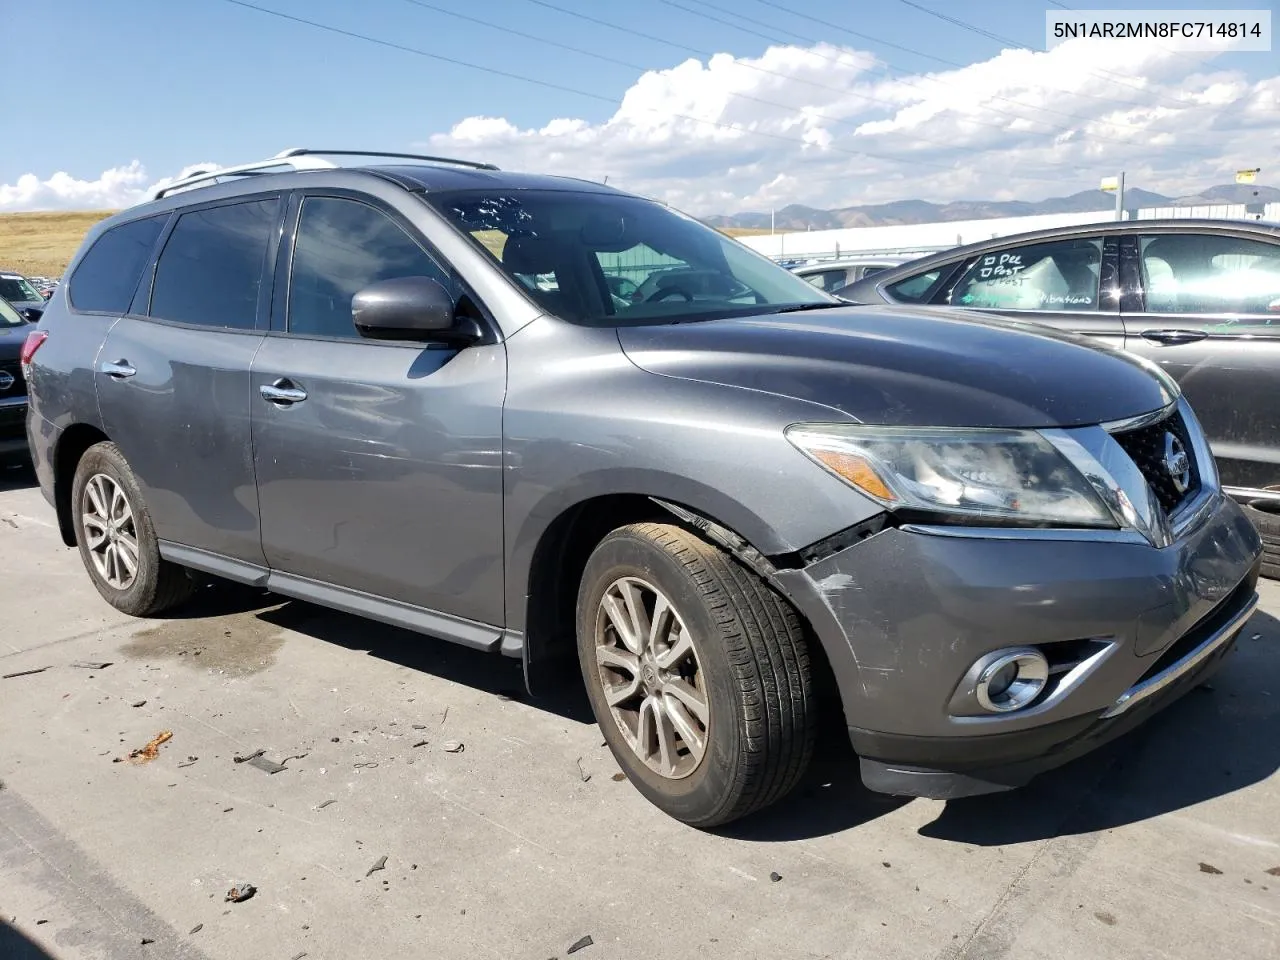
[{"left": 3, "top": 0, "right": 1278, "bottom": 215}]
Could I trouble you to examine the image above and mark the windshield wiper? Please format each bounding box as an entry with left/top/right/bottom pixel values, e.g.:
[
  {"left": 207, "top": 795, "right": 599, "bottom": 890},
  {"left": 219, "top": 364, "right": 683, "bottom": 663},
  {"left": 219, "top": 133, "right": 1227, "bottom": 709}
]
[{"left": 773, "top": 301, "right": 848, "bottom": 313}]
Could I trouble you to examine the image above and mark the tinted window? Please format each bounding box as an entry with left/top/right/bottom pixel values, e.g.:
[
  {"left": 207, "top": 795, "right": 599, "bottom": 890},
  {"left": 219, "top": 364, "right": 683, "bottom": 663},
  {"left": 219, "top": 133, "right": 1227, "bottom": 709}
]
[
  {"left": 950, "top": 238, "right": 1102, "bottom": 311},
  {"left": 0, "top": 297, "right": 25, "bottom": 327},
  {"left": 150, "top": 199, "right": 278, "bottom": 329},
  {"left": 802, "top": 269, "right": 851, "bottom": 292},
  {"left": 429, "top": 189, "right": 831, "bottom": 326},
  {"left": 289, "top": 197, "right": 449, "bottom": 339},
  {"left": 886, "top": 268, "right": 945, "bottom": 303},
  {"left": 68, "top": 216, "right": 166, "bottom": 313},
  {"left": 0, "top": 276, "right": 41, "bottom": 303},
  {"left": 1140, "top": 233, "right": 1280, "bottom": 320}
]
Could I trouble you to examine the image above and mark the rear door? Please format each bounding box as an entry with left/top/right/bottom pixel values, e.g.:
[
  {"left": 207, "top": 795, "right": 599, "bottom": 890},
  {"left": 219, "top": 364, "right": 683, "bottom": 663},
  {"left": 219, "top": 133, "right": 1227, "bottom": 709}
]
[
  {"left": 1120, "top": 229, "right": 1280, "bottom": 492},
  {"left": 930, "top": 234, "right": 1124, "bottom": 350},
  {"left": 250, "top": 191, "right": 506, "bottom": 626},
  {"left": 96, "top": 195, "right": 280, "bottom": 564}
]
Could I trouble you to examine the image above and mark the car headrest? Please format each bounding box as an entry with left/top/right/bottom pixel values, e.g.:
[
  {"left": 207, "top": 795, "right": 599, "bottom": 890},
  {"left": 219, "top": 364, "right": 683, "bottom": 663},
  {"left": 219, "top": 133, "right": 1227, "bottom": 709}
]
[{"left": 502, "top": 234, "right": 559, "bottom": 275}]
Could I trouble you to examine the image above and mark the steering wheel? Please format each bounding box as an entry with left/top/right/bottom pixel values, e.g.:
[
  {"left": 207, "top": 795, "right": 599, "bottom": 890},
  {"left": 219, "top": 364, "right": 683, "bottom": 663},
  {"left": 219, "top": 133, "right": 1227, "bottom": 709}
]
[{"left": 646, "top": 286, "right": 695, "bottom": 303}]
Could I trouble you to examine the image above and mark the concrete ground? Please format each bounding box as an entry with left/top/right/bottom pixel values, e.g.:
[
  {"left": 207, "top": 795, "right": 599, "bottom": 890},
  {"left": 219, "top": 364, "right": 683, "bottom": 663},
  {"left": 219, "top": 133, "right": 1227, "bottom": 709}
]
[{"left": 0, "top": 462, "right": 1277, "bottom": 960}]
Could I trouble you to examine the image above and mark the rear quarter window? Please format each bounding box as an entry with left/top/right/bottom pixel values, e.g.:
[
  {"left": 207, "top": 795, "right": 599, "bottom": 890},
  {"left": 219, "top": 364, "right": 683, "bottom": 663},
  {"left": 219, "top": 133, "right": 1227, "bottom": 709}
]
[
  {"left": 68, "top": 216, "right": 167, "bottom": 314},
  {"left": 885, "top": 268, "right": 947, "bottom": 303}
]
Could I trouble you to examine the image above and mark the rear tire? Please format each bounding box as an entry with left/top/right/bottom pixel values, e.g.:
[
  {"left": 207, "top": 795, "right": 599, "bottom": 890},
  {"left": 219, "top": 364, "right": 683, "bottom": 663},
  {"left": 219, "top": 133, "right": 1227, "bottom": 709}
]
[
  {"left": 576, "top": 522, "right": 815, "bottom": 828},
  {"left": 71, "top": 441, "right": 195, "bottom": 616},
  {"left": 1242, "top": 500, "right": 1280, "bottom": 581}
]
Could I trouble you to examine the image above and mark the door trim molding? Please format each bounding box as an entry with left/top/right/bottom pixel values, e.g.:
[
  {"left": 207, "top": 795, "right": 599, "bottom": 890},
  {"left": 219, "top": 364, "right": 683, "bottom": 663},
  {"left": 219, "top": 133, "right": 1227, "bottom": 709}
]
[{"left": 157, "top": 540, "right": 514, "bottom": 655}]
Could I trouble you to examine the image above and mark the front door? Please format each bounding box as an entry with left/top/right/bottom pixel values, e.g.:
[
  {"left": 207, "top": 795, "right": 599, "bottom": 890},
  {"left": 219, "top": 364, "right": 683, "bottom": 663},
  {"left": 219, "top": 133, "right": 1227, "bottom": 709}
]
[
  {"left": 96, "top": 195, "right": 279, "bottom": 564},
  {"left": 251, "top": 193, "right": 506, "bottom": 626},
  {"left": 938, "top": 234, "right": 1124, "bottom": 350},
  {"left": 1119, "top": 230, "right": 1280, "bottom": 492}
]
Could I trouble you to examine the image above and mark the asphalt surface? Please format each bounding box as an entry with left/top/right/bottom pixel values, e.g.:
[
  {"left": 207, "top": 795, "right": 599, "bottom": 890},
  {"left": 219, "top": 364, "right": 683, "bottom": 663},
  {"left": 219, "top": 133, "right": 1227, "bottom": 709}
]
[{"left": 1, "top": 460, "right": 1278, "bottom": 960}]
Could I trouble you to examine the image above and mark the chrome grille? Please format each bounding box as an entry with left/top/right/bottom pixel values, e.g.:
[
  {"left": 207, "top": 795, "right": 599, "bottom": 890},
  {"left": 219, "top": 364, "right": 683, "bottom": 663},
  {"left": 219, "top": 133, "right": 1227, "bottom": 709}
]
[{"left": 1110, "top": 409, "right": 1200, "bottom": 515}]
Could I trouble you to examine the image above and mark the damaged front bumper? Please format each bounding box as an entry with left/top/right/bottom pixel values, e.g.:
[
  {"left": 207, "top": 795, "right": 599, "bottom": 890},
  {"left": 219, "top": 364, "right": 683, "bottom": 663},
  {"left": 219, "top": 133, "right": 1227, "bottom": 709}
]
[{"left": 773, "top": 491, "right": 1263, "bottom": 799}]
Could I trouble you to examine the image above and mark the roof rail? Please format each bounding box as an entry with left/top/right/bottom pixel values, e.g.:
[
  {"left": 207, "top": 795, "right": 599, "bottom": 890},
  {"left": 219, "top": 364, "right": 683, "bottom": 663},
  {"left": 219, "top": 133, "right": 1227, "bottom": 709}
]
[{"left": 147, "top": 148, "right": 499, "bottom": 201}]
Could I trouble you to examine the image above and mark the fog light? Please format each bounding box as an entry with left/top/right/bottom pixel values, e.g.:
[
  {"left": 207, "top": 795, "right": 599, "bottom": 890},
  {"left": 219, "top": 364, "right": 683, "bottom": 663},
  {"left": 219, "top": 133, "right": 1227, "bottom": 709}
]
[{"left": 976, "top": 649, "right": 1049, "bottom": 713}]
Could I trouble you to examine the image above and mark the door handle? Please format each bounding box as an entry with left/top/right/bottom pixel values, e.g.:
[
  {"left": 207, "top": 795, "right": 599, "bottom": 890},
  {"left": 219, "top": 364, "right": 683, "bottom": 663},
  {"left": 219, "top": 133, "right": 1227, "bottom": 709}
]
[
  {"left": 259, "top": 379, "right": 308, "bottom": 405},
  {"left": 1139, "top": 328, "right": 1208, "bottom": 346},
  {"left": 100, "top": 359, "right": 137, "bottom": 379}
]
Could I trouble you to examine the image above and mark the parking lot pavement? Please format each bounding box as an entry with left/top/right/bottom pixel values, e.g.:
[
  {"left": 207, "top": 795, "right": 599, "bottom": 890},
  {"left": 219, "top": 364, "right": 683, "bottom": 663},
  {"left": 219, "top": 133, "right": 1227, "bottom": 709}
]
[{"left": 0, "top": 465, "right": 1278, "bottom": 960}]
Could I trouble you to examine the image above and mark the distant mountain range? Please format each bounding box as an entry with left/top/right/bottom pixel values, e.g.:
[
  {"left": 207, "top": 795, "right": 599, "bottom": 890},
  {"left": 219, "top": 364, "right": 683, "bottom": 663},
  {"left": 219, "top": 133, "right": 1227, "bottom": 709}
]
[{"left": 705, "top": 183, "right": 1280, "bottom": 231}]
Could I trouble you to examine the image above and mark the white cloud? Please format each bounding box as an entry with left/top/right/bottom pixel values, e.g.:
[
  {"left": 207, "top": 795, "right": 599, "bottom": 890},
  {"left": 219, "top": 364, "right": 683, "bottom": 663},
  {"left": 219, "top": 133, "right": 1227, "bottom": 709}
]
[
  {"left": 4, "top": 37, "right": 1277, "bottom": 216},
  {"left": 418, "top": 38, "right": 1278, "bottom": 214},
  {"left": 0, "top": 161, "right": 221, "bottom": 212}
]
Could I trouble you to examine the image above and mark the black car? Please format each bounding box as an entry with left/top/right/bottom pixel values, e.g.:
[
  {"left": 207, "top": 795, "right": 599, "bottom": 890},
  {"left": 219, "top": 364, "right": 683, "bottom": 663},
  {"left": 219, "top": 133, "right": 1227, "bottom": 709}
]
[
  {"left": 841, "top": 218, "right": 1280, "bottom": 576},
  {"left": 0, "top": 296, "right": 32, "bottom": 462}
]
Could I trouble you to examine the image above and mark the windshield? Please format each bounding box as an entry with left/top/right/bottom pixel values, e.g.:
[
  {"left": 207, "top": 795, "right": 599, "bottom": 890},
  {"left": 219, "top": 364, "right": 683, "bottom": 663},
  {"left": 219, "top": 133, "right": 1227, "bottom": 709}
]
[
  {"left": 428, "top": 189, "right": 834, "bottom": 325},
  {"left": 0, "top": 276, "right": 41, "bottom": 303},
  {"left": 0, "top": 298, "right": 26, "bottom": 327}
]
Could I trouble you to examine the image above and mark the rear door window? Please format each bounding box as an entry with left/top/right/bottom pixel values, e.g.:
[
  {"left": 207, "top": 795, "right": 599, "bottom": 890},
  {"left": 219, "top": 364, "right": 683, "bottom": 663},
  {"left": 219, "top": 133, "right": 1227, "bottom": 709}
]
[
  {"left": 885, "top": 268, "right": 946, "bottom": 303},
  {"left": 801, "top": 269, "right": 851, "bottom": 292},
  {"left": 149, "top": 198, "right": 279, "bottom": 330},
  {"left": 68, "top": 216, "right": 167, "bottom": 314},
  {"left": 949, "top": 238, "right": 1103, "bottom": 312},
  {"left": 1139, "top": 233, "right": 1280, "bottom": 322}
]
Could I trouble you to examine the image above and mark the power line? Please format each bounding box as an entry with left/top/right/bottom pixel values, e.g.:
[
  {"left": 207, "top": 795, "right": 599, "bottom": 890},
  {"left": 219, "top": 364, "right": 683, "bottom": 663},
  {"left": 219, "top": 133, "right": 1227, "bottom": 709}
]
[
  {"left": 394, "top": 0, "right": 1096, "bottom": 169},
  {"left": 527, "top": 0, "right": 1204, "bottom": 160},
  {"left": 653, "top": 0, "right": 1208, "bottom": 164},
  {"left": 892, "top": 0, "right": 1205, "bottom": 110},
  {"left": 216, "top": 0, "right": 1087, "bottom": 184},
  {"left": 747, "top": 0, "right": 1210, "bottom": 144},
  {"left": 666, "top": 0, "right": 1070, "bottom": 131}
]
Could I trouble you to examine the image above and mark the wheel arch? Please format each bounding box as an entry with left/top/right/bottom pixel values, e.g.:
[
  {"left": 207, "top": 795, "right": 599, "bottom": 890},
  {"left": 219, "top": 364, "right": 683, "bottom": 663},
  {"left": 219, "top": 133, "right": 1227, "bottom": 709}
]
[
  {"left": 52, "top": 423, "right": 110, "bottom": 547},
  {"left": 515, "top": 482, "right": 837, "bottom": 703}
]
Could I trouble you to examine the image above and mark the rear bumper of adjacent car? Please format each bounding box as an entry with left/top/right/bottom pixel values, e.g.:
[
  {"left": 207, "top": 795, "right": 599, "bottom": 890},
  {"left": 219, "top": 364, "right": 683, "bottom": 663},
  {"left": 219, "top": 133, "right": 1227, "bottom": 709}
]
[
  {"left": 774, "top": 491, "right": 1263, "bottom": 799},
  {"left": 0, "top": 396, "right": 30, "bottom": 459}
]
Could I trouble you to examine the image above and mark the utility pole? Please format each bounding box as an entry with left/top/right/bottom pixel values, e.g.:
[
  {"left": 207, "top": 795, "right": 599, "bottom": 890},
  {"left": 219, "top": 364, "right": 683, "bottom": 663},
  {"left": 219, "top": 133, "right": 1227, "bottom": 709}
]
[{"left": 771, "top": 208, "right": 775, "bottom": 235}]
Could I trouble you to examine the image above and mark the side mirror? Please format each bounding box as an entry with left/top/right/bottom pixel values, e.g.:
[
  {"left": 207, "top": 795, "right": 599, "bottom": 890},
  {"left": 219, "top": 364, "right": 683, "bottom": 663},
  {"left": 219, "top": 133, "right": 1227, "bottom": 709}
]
[
  {"left": 22, "top": 307, "right": 43, "bottom": 323},
  {"left": 352, "top": 276, "right": 477, "bottom": 342}
]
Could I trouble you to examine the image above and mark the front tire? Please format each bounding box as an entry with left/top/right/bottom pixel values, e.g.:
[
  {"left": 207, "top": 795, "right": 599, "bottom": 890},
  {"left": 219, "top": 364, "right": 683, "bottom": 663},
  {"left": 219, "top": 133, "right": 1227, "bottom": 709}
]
[
  {"left": 71, "top": 441, "right": 195, "bottom": 616},
  {"left": 576, "top": 522, "right": 815, "bottom": 827}
]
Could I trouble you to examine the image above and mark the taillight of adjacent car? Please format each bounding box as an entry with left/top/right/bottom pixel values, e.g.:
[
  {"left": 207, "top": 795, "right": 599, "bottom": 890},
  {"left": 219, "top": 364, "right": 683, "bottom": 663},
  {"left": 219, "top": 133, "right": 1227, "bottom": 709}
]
[{"left": 20, "top": 330, "right": 48, "bottom": 371}]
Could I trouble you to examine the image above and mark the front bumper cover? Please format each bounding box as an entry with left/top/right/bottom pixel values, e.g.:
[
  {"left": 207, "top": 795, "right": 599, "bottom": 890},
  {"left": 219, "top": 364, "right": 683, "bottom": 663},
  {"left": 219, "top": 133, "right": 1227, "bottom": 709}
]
[{"left": 773, "top": 491, "right": 1263, "bottom": 799}]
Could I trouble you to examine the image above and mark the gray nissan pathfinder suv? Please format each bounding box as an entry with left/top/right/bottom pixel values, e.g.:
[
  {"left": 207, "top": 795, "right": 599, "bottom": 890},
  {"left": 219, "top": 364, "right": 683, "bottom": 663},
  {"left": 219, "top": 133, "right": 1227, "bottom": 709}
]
[{"left": 21, "top": 149, "right": 1263, "bottom": 827}]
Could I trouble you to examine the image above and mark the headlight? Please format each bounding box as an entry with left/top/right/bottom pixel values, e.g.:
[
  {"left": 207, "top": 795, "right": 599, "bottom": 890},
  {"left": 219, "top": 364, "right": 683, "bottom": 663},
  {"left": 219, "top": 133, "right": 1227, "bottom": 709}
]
[{"left": 785, "top": 424, "right": 1116, "bottom": 527}]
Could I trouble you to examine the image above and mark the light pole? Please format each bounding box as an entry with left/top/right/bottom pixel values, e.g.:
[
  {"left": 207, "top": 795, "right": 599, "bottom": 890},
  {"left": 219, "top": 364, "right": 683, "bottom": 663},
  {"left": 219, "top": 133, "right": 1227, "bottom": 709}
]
[{"left": 1101, "top": 173, "right": 1125, "bottom": 221}]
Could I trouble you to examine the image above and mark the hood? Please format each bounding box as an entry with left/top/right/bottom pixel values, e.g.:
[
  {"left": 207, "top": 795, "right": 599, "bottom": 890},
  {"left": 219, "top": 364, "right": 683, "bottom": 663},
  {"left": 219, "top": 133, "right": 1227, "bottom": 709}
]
[{"left": 616, "top": 305, "right": 1174, "bottom": 428}]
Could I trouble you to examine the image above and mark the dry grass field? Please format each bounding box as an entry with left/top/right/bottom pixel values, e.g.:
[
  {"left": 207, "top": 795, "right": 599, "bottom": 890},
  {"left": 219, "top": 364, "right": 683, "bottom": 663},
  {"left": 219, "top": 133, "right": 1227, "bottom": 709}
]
[
  {"left": 0, "top": 210, "right": 773, "bottom": 280},
  {"left": 0, "top": 211, "right": 116, "bottom": 277}
]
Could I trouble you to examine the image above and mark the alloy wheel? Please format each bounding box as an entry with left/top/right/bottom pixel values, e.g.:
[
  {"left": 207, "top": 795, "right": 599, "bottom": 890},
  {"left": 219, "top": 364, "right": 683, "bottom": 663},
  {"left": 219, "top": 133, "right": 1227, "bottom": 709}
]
[
  {"left": 81, "top": 473, "right": 139, "bottom": 590},
  {"left": 594, "top": 576, "right": 710, "bottom": 779}
]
